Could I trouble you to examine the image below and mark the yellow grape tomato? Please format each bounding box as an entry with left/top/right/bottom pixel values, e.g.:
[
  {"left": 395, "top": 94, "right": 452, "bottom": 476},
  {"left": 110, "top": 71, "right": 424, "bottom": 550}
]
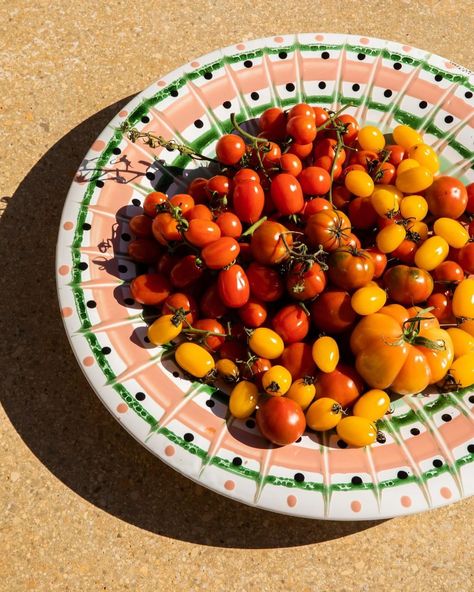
[
  {"left": 376, "top": 224, "right": 406, "bottom": 253},
  {"left": 448, "top": 352, "right": 474, "bottom": 388},
  {"left": 336, "top": 416, "right": 377, "bottom": 447},
  {"left": 357, "top": 125, "right": 386, "bottom": 151},
  {"left": 175, "top": 342, "right": 215, "bottom": 378},
  {"left": 353, "top": 389, "right": 390, "bottom": 421},
  {"left": 351, "top": 285, "right": 387, "bottom": 315},
  {"left": 396, "top": 166, "right": 433, "bottom": 193},
  {"left": 446, "top": 328, "right": 474, "bottom": 359},
  {"left": 344, "top": 170, "right": 375, "bottom": 198},
  {"left": 452, "top": 279, "right": 474, "bottom": 319},
  {"left": 261, "top": 365, "right": 292, "bottom": 396},
  {"left": 414, "top": 236, "right": 449, "bottom": 271},
  {"left": 229, "top": 381, "right": 259, "bottom": 419},
  {"left": 147, "top": 314, "right": 182, "bottom": 345},
  {"left": 306, "top": 397, "right": 342, "bottom": 431},
  {"left": 433, "top": 217, "right": 469, "bottom": 248},
  {"left": 312, "top": 336, "right": 339, "bottom": 373},
  {"left": 371, "top": 189, "right": 399, "bottom": 217},
  {"left": 400, "top": 195, "right": 428, "bottom": 221},
  {"left": 393, "top": 124, "right": 423, "bottom": 150},
  {"left": 408, "top": 143, "right": 439, "bottom": 173},
  {"left": 396, "top": 158, "right": 420, "bottom": 175},
  {"left": 248, "top": 327, "right": 284, "bottom": 359},
  {"left": 287, "top": 377, "right": 316, "bottom": 410}
]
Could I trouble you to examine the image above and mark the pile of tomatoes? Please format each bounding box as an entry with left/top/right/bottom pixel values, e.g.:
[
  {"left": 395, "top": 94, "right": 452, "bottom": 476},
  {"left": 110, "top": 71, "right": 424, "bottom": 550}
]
[{"left": 126, "top": 103, "right": 474, "bottom": 448}]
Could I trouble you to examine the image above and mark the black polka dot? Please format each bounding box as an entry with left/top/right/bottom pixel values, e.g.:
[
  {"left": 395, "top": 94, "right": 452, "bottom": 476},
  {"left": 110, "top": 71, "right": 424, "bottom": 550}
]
[
  {"left": 244, "top": 60, "right": 253, "bottom": 68},
  {"left": 118, "top": 264, "right": 128, "bottom": 273},
  {"left": 194, "top": 119, "right": 204, "bottom": 128},
  {"left": 294, "top": 473, "right": 305, "bottom": 482},
  {"left": 144, "top": 336, "right": 150, "bottom": 343},
  {"left": 172, "top": 371, "right": 180, "bottom": 378},
  {"left": 384, "top": 89, "right": 393, "bottom": 98},
  {"left": 223, "top": 100, "right": 232, "bottom": 109},
  {"left": 132, "top": 198, "right": 141, "bottom": 206},
  {"left": 376, "top": 432, "right": 387, "bottom": 444},
  {"left": 441, "top": 413, "right": 452, "bottom": 422},
  {"left": 351, "top": 476, "right": 363, "bottom": 485},
  {"left": 435, "top": 74, "right": 443, "bottom": 82},
  {"left": 86, "top": 300, "right": 96, "bottom": 309},
  {"left": 78, "top": 262, "right": 88, "bottom": 271},
  {"left": 419, "top": 100, "right": 428, "bottom": 109},
  {"left": 433, "top": 459, "right": 443, "bottom": 468},
  {"left": 183, "top": 433, "right": 194, "bottom": 442},
  {"left": 444, "top": 115, "right": 454, "bottom": 124},
  {"left": 352, "top": 83, "right": 360, "bottom": 91},
  {"left": 393, "top": 62, "right": 402, "bottom": 70},
  {"left": 285, "top": 83, "right": 295, "bottom": 92},
  {"left": 410, "top": 428, "right": 420, "bottom": 436},
  {"left": 469, "top": 395, "right": 474, "bottom": 404},
  {"left": 205, "top": 399, "right": 215, "bottom": 408},
  {"left": 357, "top": 53, "right": 366, "bottom": 60},
  {"left": 278, "top": 51, "right": 287, "bottom": 59},
  {"left": 468, "top": 444, "right": 474, "bottom": 454},
  {"left": 135, "top": 392, "right": 146, "bottom": 401},
  {"left": 96, "top": 180, "right": 104, "bottom": 188},
  {"left": 296, "top": 437, "right": 302, "bottom": 443},
  {"left": 121, "top": 232, "right": 131, "bottom": 241},
  {"left": 465, "top": 91, "right": 473, "bottom": 99},
  {"left": 124, "top": 297, "right": 135, "bottom": 306},
  {"left": 245, "top": 419, "right": 255, "bottom": 429},
  {"left": 204, "top": 71, "right": 212, "bottom": 80},
  {"left": 321, "top": 51, "right": 329, "bottom": 59},
  {"left": 112, "top": 147, "right": 121, "bottom": 155},
  {"left": 82, "top": 222, "right": 91, "bottom": 230},
  {"left": 397, "top": 470, "right": 408, "bottom": 480},
  {"left": 337, "top": 439, "right": 348, "bottom": 449},
  {"left": 318, "top": 81, "right": 326, "bottom": 89},
  {"left": 146, "top": 172, "right": 155, "bottom": 181},
  {"left": 141, "top": 115, "right": 150, "bottom": 123},
  {"left": 101, "top": 346, "right": 111, "bottom": 355},
  {"left": 232, "top": 457, "right": 242, "bottom": 466},
  {"left": 170, "top": 89, "right": 178, "bottom": 97},
  {"left": 250, "top": 91, "right": 259, "bottom": 101}
]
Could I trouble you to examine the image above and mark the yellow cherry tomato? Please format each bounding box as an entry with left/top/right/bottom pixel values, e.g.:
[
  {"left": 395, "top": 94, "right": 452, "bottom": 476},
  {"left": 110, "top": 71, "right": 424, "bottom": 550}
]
[
  {"left": 446, "top": 328, "right": 474, "bottom": 359},
  {"left": 147, "top": 314, "right": 182, "bottom": 345},
  {"left": 396, "top": 158, "right": 420, "bottom": 175},
  {"left": 353, "top": 389, "right": 390, "bottom": 421},
  {"left": 433, "top": 218, "right": 469, "bottom": 249},
  {"left": 175, "top": 342, "right": 215, "bottom": 378},
  {"left": 408, "top": 143, "right": 439, "bottom": 173},
  {"left": 336, "top": 416, "right": 377, "bottom": 447},
  {"left": 312, "top": 336, "right": 339, "bottom": 373},
  {"left": 287, "top": 377, "right": 316, "bottom": 410},
  {"left": 460, "top": 319, "right": 474, "bottom": 337},
  {"left": 371, "top": 188, "right": 400, "bottom": 217},
  {"left": 351, "top": 285, "right": 387, "bottom": 315},
  {"left": 376, "top": 184, "right": 404, "bottom": 202},
  {"left": 414, "top": 236, "right": 449, "bottom": 271},
  {"left": 229, "top": 381, "right": 259, "bottom": 419},
  {"left": 400, "top": 194, "right": 428, "bottom": 221},
  {"left": 306, "top": 397, "right": 342, "bottom": 431},
  {"left": 393, "top": 124, "right": 423, "bottom": 150},
  {"left": 396, "top": 166, "right": 433, "bottom": 193},
  {"left": 448, "top": 352, "right": 474, "bottom": 388},
  {"left": 261, "top": 365, "right": 292, "bottom": 396},
  {"left": 344, "top": 170, "right": 375, "bottom": 198},
  {"left": 357, "top": 125, "right": 386, "bottom": 151},
  {"left": 406, "top": 219, "right": 429, "bottom": 240},
  {"left": 248, "top": 327, "right": 284, "bottom": 359},
  {"left": 216, "top": 358, "right": 240, "bottom": 382},
  {"left": 376, "top": 223, "right": 406, "bottom": 253},
  {"left": 452, "top": 279, "right": 474, "bottom": 319}
]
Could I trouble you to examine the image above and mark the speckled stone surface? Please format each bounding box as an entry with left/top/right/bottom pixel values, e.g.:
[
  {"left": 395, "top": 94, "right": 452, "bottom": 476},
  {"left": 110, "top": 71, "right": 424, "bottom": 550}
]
[{"left": 1, "top": 1, "right": 473, "bottom": 590}]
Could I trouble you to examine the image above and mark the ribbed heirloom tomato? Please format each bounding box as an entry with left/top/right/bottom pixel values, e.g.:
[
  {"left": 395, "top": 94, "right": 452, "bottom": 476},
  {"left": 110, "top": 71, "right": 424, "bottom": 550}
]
[
  {"left": 311, "top": 290, "right": 357, "bottom": 334},
  {"left": 305, "top": 209, "right": 352, "bottom": 251},
  {"left": 383, "top": 264, "right": 434, "bottom": 305},
  {"left": 250, "top": 220, "right": 292, "bottom": 264},
  {"left": 328, "top": 248, "right": 375, "bottom": 291}
]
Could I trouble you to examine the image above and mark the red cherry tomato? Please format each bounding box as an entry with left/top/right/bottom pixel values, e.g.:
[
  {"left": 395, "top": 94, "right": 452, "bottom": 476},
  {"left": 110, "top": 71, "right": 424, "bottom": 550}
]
[
  {"left": 129, "top": 214, "right": 153, "bottom": 238},
  {"left": 152, "top": 212, "right": 180, "bottom": 244},
  {"left": 233, "top": 181, "right": 265, "bottom": 223},
  {"left": 186, "top": 204, "right": 213, "bottom": 221},
  {"left": 301, "top": 197, "right": 333, "bottom": 219},
  {"left": 335, "top": 114, "right": 360, "bottom": 144},
  {"left": 314, "top": 363, "right": 365, "bottom": 407},
  {"left": 287, "top": 116, "right": 317, "bottom": 144},
  {"left": 246, "top": 262, "right": 284, "bottom": 302},
  {"left": 289, "top": 103, "right": 316, "bottom": 120},
  {"left": 314, "top": 138, "right": 346, "bottom": 165},
  {"left": 201, "top": 237, "right": 240, "bottom": 269},
  {"left": 310, "top": 290, "right": 357, "bottom": 334},
  {"left": 280, "top": 342, "right": 316, "bottom": 380},
  {"left": 271, "top": 304, "right": 310, "bottom": 344},
  {"left": 298, "top": 166, "right": 331, "bottom": 196},
  {"left": 250, "top": 220, "right": 292, "bottom": 265},
  {"left": 259, "top": 107, "right": 287, "bottom": 140},
  {"left": 238, "top": 298, "right": 268, "bottom": 328},
  {"left": 425, "top": 176, "right": 468, "bottom": 219},
  {"left": 130, "top": 273, "right": 171, "bottom": 306},
  {"left": 128, "top": 238, "right": 161, "bottom": 264},
  {"left": 169, "top": 193, "right": 195, "bottom": 214},
  {"left": 288, "top": 142, "right": 313, "bottom": 159},
  {"left": 256, "top": 397, "right": 306, "bottom": 446},
  {"left": 286, "top": 262, "right": 326, "bottom": 300},
  {"left": 215, "top": 212, "right": 243, "bottom": 238},
  {"left": 217, "top": 264, "right": 250, "bottom": 308},
  {"left": 184, "top": 219, "right": 221, "bottom": 247},
  {"left": 170, "top": 255, "right": 204, "bottom": 288},
  {"left": 332, "top": 186, "right": 352, "bottom": 210},
  {"left": 143, "top": 191, "right": 167, "bottom": 217},
  {"left": 365, "top": 247, "right": 388, "bottom": 278},
  {"left": 385, "top": 144, "right": 405, "bottom": 167},
  {"left": 350, "top": 149, "right": 378, "bottom": 167},
  {"left": 206, "top": 175, "right": 232, "bottom": 200},
  {"left": 466, "top": 182, "right": 474, "bottom": 214},
  {"left": 162, "top": 292, "right": 198, "bottom": 324},
  {"left": 458, "top": 242, "right": 474, "bottom": 274},
  {"left": 374, "top": 162, "right": 396, "bottom": 185},
  {"left": 233, "top": 168, "right": 260, "bottom": 183},
  {"left": 305, "top": 209, "right": 352, "bottom": 251},
  {"left": 187, "top": 178, "right": 208, "bottom": 204},
  {"left": 348, "top": 197, "right": 378, "bottom": 229},
  {"left": 215, "top": 134, "right": 246, "bottom": 165},
  {"left": 427, "top": 292, "right": 454, "bottom": 323},
  {"left": 270, "top": 173, "right": 304, "bottom": 215},
  {"left": 279, "top": 153, "right": 302, "bottom": 177},
  {"left": 391, "top": 239, "right": 418, "bottom": 265},
  {"left": 193, "top": 318, "right": 226, "bottom": 352},
  {"left": 219, "top": 340, "right": 247, "bottom": 362},
  {"left": 156, "top": 252, "right": 180, "bottom": 276},
  {"left": 432, "top": 260, "right": 465, "bottom": 283},
  {"left": 200, "top": 283, "right": 229, "bottom": 318},
  {"left": 313, "top": 106, "right": 330, "bottom": 127}
]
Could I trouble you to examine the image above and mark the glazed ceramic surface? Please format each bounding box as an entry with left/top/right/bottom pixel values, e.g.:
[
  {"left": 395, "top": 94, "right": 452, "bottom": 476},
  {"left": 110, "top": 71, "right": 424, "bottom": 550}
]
[{"left": 56, "top": 34, "right": 474, "bottom": 520}]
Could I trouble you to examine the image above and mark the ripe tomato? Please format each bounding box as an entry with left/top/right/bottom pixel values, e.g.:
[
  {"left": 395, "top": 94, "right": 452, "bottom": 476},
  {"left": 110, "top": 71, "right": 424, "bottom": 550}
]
[
  {"left": 466, "top": 182, "right": 474, "bottom": 214},
  {"left": 314, "top": 363, "right": 364, "bottom": 407},
  {"left": 201, "top": 237, "right": 240, "bottom": 269},
  {"left": 256, "top": 397, "right": 306, "bottom": 446},
  {"left": 365, "top": 247, "right": 387, "bottom": 278},
  {"left": 280, "top": 342, "right": 316, "bottom": 379},
  {"left": 262, "top": 365, "right": 292, "bottom": 396},
  {"left": 427, "top": 292, "right": 453, "bottom": 323},
  {"left": 259, "top": 107, "right": 287, "bottom": 140},
  {"left": 192, "top": 318, "right": 226, "bottom": 352},
  {"left": 396, "top": 166, "right": 433, "bottom": 193},
  {"left": 216, "top": 358, "right": 240, "bottom": 382},
  {"left": 288, "top": 142, "right": 313, "bottom": 158},
  {"left": 215, "top": 211, "right": 242, "bottom": 238},
  {"left": 175, "top": 342, "right": 215, "bottom": 378},
  {"left": 312, "top": 336, "right": 339, "bottom": 373},
  {"left": 358, "top": 125, "right": 385, "bottom": 151},
  {"left": 184, "top": 219, "right": 221, "bottom": 247},
  {"left": 250, "top": 220, "right": 292, "bottom": 264},
  {"left": 350, "top": 149, "right": 378, "bottom": 167},
  {"left": 289, "top": 103, "right": 316, "bottom": 120},
  {"left": 408, "top": 143, "right": 439, "bottom": 173},
  {"left": 286, "top": 261, "right": 326, "bottom": 300},
  {"left": 232, "top": 181, "right": 265, "bottom": 224},
  {"left": 353, "top": 389, "right": 390, "bottom": 421},
  {"left": 446, "top": 327, "right": 474, "bottom": 359},
  {"left": 229, "top": 380, "right": 260, "bottom": 418},
  {"left": 425, "top": 176, "right": 468, "bottom": 219},
  {"left": 233, "top": 168, "right": 259, "bottom": 183},
  {"left": 170, "top": 255, "right": 204, "bottom": 288},
  {"left": 152, "top": 212, "right": 180, "bottom": 244},
  {"left": 313, "top": 106, "right": 330, "bottom": 127},
  {"left": 238, "top": 297, "right": 267, "bottom": 327},
  {"left": 287, "top": 115, "right": 317, "bottom": 144},
  {"left": 313, "top": 156, "right": 342, "bottom": 179},
  {"left": 186, "top": 204, "right": 213, "bottom": 221},
  {"left": 298, "top": 166, "right": 331, "bottom": 196},
  {"left": 305, "top": 209, "right": 352, "bottom": 251},
  {"left": 128, "top": 238, "right": 161, "bottom": 264},
  {"left": 448, "top": 352, "right": 474, "bottom": 388},
  {"left": 392, "top": 124, "right": 423, "bottom": 150},
  {"left": 345, "top": 169, "right": 375, "bottom": 197},
  {"left": 199, "top": 282, "right": 228, "bottom": 318},
  {"left": 458, "top": 243, "right": 474, "bottom": 274},
  {"left": 301, "top": 197, "right": 333, "bottom": 219},
  {"left": 215, "top": 134, "right": 246, "bottom": 165},
  {"left": 287, "top": 377, "right": 316, "bottom": 410},
  {"left": 162, "top": 292, "right": 198, "bottom": 324},
  {"left": 399, "top": 194, "right": 428, "bottom": 221},
  {"left": 328, "top": 248, "right": 375, "bottom": 291},
  {"left": 314, "top": 138, "right": 346, "bottom": 165},
  {"left": 335, "top": 114, "right": 359, "bottom": 144},
  {"left": 270, "top": 173, "right": 304, "bottom": 215},
  {"left": 384, "top": 144, "right": 405, "bottom": 167},
  {"left": 169, "top": 193, "right": 195, "bottom": 214},
  {"left": 271, "top": 304, "right": 310, "bottom": 344},
  {"left": 432, "top": 260, "right": 464, "bottom": 283},
  {"left": 391, "top": 239, "right": 418, "bottom": 265},
  {"left": 348, "top": 196, "right": 377, "bottom": 229},
  {"left": 246, "top": 262, "right": 284, "bottom": 302},
  {"left": 383, "top": 264, "right": 433, "bottom": 305},
  {"left": 143, "top": 191, "right": 167, "bottom": 217},
  {"left": 156, "top": 252, "right": 180, "bottom": 276},
  {"left": 129, "top": 214, "right": 153, "bottom": 238},
  {"left": 332, "top": 186, "right": 352, "bottom": 210},
  {"left": 148, "top": 313, "right": 183, "bottom": 345},
  {"left": 310, "top": 290, "right": 357, "bottom": 334},
  {"left": 351, "top": 284, "right": 387, "bottom": 315},
  {"left": 217, "top": 264, "right": 250, "bottom": 308},
  {"left": 414, "top": 236, "right": 449, "bottom": 271},
  {"left": 376, "top": 223, "right": 406, "bottom": 254},
  {"left": 279, "top": 153, "right": 302, "bottom": 177},
  {"left": 374, "top": 162, "right": 396, "bottom": 185},
  {"left": 306, "top": 397, "right": 342, "bottom": 431},
  {"left": 337, "top": 417, "right": 377, "bottom": 447},
  {"left": 452, "top": 278, "right": 474, "bottom": 318},
  {"left": 130, "top": 273, "right": 171, "bottom": 306},
  {"left": 187, "top": 178, "right": 208, "bottom": 203}
]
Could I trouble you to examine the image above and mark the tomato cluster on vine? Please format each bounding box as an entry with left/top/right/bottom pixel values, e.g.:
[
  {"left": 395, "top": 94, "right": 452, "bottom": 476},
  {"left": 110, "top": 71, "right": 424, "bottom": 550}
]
[{"left": 124, "top": 103, "right": 474, "bottom": 448}]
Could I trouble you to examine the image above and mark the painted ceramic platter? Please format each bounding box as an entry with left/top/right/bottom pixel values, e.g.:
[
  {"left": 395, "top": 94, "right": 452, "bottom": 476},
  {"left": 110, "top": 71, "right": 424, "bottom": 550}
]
[{"left": 56, "top": 34, "right": 474, "bottom": 520}]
